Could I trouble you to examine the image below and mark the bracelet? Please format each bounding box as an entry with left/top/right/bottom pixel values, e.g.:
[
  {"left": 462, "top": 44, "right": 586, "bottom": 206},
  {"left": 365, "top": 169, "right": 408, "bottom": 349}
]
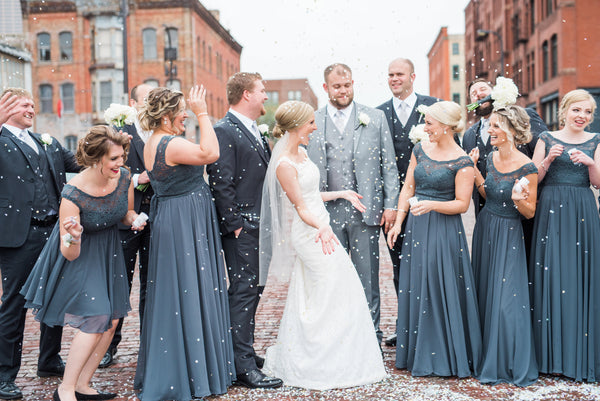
[
  {"left": 197, "top": 112, "right": 208, "bottom": 117},
  {"left": 540, "top": 160, "right": 548, "bottom": 173},
  {"left": 476, "top": 182, "right": 484, "bottom": 189},
  {"left": 398, "top": 209, "right": 408, "bottom": 214}
]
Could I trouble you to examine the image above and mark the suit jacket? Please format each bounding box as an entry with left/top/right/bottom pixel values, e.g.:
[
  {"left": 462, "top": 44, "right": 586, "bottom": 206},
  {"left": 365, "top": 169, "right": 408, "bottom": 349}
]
[
  {"left": 206, "top": 111, "right": 271, "bottom": 235},
  {"left": 307, "top": 102, "right": 399, "bottom": 226},
  {"left": 462, "top": 107, "right": 547, "bottom": 214},
  {"left": 118, "top": 124, "right": 153, "bottom": 230},
  {"left": 0, "top": 127, "right": 80, "bottom": 247},
  {"left": 377, "top": 94, "right": 439, "bottom": 186}
]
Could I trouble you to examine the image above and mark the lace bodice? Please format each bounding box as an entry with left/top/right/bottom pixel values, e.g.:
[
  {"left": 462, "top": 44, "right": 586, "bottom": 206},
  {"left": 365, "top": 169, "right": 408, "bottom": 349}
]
[
  {"left": 540, "top": 131, "right": 600, "bottom": 187},
  {"left": 148, "top": 135, "right": 207, "bottom": 197},
  {"left": 61, "top": 167, "right": 130, "bottom": 232},
  {"left": 483, "top": 154, "right": 537, "bottom": 218},
  {"left": 413, "top": 142, "right": 473, "bottom": 201}
]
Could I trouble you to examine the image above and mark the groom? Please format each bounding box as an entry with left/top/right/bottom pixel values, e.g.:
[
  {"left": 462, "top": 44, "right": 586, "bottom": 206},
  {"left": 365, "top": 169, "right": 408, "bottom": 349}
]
[
  {"left": 307, "top": 63, "right": 399, "bottom": 343},
  {"left": 207, "top": 72, "right": 282, "bottom": 389}
]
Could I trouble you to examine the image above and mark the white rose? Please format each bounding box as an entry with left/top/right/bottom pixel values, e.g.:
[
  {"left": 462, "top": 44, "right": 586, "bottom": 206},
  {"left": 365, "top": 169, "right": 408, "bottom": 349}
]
[
  {"left": 40, "top": 133, "right": 53, "bottom": 145},
  {"left": 258, "top": 124, "right": 269, "bottom": 136},
  {"left": 358, "top": 112, "right": 370, "bottom": 126},
  {"left": 408, "top": 124, "right": 429, "bottom": 145},
  {"left": 491, "top": 77, "right": 519, "bottom": 108}
]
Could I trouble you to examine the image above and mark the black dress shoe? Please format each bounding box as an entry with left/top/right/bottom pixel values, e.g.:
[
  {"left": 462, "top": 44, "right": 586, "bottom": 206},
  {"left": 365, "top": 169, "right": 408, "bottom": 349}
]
[
  {"left": 37, "top": 360, "right": 65, "bottom": 377},
  {"left": 75, "top": 390, "right": 118, "bottom": 400},
  {"left": 98, "top": 348, "right": 116, "bottom": 369},
  {"left": 384, "top": 333, "right": 397, "bottom": 347},
  {"left": 0, "top": 381, "right": 22, "bottom": 400},
  {"left": 254, "top": 355, "right": 265, "bottom": 369},
  {"left": 236, "top": 369, "right": 283, "bottom": 389}
]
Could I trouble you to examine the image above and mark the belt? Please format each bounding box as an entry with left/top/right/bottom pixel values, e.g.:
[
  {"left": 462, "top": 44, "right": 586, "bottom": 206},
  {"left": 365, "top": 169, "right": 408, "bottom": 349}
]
[{"left": 31, "top": 215, "right": 58, "bottom": 227}]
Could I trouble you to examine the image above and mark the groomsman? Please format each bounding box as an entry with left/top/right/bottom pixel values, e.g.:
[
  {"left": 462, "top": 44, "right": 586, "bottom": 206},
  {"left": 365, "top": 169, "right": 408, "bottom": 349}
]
[
  {"left": 462, "top": 78, "right": 547, "bottom": 260},
  {"left": 307, "top": 63, "right": 399, "bottom": 344},
  {"left": 0, "top": 88, "right": 80, "bottom": 399},
  {"left": 100, "top": 83, "right": 154, "bottom": 368},
  {"left": 377, "top": 58, "right": 439, "bottom": 347},
  {"left": 207, "top": 72, "right": 282, "bottom": 389}
]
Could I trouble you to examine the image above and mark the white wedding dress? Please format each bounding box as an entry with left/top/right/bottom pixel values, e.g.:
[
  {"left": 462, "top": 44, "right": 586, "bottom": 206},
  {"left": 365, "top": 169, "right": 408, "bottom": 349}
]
[{"left": 263, "top": 149, "right": 387, "bottom": 390}]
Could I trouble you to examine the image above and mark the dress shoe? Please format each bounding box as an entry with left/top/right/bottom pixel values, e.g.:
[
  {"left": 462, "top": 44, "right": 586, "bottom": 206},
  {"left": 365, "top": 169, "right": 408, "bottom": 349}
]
[
  {"left": 384, "top": 333, "right": 397, "bottom": 347},
  {"left": 98, "top": 348, "right": 116, "bottom": 369},
  {"left": 236, "top": 369, "right": 283, "bottom": 389},
  {"left": 37, "top": 360, "right": 65, "bottom": 377},
  {"left": 0, "top": 381, "right": 22, "bottom": 400},
  {"left": 254, "top": 355, "right": 265, "bottom": 369},
  {"left": 75, "top": 390, "right": 118, "bottom": 400}
]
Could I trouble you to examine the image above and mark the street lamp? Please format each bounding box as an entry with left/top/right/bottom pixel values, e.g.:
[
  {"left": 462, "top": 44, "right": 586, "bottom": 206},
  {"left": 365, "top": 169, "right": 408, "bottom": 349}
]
[{"left": 476, "top": 29, "right": 504, "bottom": 76}]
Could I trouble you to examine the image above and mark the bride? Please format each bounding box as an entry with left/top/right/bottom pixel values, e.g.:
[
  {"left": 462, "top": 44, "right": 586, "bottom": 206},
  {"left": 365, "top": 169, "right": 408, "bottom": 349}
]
[{"left": 259, "top": 101, "right": 387, "bottom": 390}]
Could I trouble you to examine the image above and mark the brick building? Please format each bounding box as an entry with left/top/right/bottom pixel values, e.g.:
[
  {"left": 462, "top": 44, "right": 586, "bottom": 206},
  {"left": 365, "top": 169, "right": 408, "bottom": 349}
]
[
  {"left": 264, "top": 78, "right": 319, "bottom": 109},
  {"left": 21, "top": 0, "right": 241, "bottom": 148},
  {"left": 427, "top": 27, "right": 466, "bottom": 109},
  {"left": 465, "top": 0, "right": 600, "bottom": 132}
]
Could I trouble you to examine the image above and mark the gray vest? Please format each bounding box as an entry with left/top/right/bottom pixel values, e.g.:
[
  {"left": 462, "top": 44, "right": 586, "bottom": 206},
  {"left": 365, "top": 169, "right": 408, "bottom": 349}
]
[
  {"left": 325, "top": 108, "right": 357, "bottom": 192},
  {"left": 22, "top": 141, "right": 59, "bottom": 219}
]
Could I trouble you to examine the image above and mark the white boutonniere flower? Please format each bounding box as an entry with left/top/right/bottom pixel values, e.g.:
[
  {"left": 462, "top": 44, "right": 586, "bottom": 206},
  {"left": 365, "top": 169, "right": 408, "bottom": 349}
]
[
  {"left": 358, "top": 112, "right": 370, "bottom": 127},
  {"left": 416, "top": 104, "right": 428, "bottom": 123},
  {"left": 408, "top": 124, "right": 429, "bottom": 145},
  {"left": 104, "top": 103, "right": 137, "bottom": 128},
  {"left": 258, "top": 124, "right": 270, "bottom": 137},
  {"left": 41, "top": 133, "right": 53, "bottom": 150}
]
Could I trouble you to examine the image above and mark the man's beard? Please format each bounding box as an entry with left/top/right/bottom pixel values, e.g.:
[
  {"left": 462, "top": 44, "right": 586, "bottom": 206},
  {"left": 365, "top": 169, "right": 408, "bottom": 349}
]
[
  {"left": 475, "top": 102, "right": 494, "bottom": 117},
  {"left": 330, "top": 94, "right": 353, "bottom": 109}
]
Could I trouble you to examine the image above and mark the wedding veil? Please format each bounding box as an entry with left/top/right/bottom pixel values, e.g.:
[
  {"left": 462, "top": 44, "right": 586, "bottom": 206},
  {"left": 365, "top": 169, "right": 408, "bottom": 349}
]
[{"left": 258, "top": 132, "right": 296, "bottom": 286}]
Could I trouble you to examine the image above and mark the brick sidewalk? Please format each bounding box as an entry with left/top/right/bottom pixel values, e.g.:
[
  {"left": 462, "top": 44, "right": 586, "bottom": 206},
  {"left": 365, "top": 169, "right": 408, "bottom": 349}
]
[{"left": 9, "top": 204, "right": 600, "bottom": 400}]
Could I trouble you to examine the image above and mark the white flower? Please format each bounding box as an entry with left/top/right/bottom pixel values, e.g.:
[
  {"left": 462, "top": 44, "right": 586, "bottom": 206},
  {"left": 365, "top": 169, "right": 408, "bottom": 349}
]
[
  {"left": 258, "top": 124, "right": 269, "bottom": 136},
  {"left": 408, "top": 124, "right": 429, "bottom": 145},
  {"left": 40, "top": 133, "right": 53, "bottom": 146},
  {"left": 104, "top": 103, "right": 137, "bottom": 128},
  {"left": 358, "top": 112, "right": 370, "bottom": 127},
  {"left": 491, "top": 77, "right": 519, "bottom": 109},
  {"left": 416, "top": 104, "right": 428, "bottom": 115}
]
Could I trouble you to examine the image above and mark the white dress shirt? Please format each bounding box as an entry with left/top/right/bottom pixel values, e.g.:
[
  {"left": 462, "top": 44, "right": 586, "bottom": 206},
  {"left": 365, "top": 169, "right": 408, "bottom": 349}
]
[
  {"left": 2, "top": 124, "right": 39, "bottom": 154},
  {"left": 229, "top": 108, "right": 263, "bottom": 145},
  {"left": 393, "top": 91, "right": 417, "bottom": 126},
  {"left": 327, "top": 102, "right": 354, "bottom": 131}
]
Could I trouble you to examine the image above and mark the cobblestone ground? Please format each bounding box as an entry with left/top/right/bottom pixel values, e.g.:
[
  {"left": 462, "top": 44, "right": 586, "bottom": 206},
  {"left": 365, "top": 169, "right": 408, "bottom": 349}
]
[{"left": 10, "top": 204, "right": 600, "bottom": 400}]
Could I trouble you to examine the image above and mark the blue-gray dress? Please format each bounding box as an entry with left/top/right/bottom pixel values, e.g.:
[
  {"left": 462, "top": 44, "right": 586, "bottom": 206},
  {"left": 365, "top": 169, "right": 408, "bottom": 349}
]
[
  {"left": 395, "top": 142, "right": 482, "bottom": 377},
  {"left": 472, "top": 154, "right": 538, "bottom": 386},
  {"left": 134, "top": 136, "right": 235, "bottom": 400},
  {"left": 21, "top": 168, "right": 131, "bottom": 333},
  {"left": 530, "top": 131, "right": 600, "bottom": 381}
]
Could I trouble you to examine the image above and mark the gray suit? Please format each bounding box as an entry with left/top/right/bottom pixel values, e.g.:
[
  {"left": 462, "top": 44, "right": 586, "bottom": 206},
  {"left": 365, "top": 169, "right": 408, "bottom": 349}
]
[{"left": 307, "top": 102, "right": 399, "bottom": 341}]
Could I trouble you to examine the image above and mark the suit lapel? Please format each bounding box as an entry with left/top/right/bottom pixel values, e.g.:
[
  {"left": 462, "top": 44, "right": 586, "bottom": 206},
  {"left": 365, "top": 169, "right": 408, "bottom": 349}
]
[
  {"left": 351, "top": 104, "right": 362, "bottom": 153},
  {"left": 2, "top": 127, "right": 37, "bottom": 169},
  {"left": 226, "top": 112, "right": 269, "bottom": 165}
]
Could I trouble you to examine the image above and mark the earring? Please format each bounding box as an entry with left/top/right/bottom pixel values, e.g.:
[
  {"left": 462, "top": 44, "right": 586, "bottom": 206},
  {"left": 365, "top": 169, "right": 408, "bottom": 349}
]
[{"left": 93, "top": 163, "right": 97, "bottom": 168}]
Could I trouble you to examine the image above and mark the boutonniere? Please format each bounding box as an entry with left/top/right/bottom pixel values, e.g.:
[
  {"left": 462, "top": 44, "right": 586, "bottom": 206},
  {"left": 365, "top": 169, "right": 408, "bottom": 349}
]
[
  {"left": 358, "top": 112, "right": 370, "bottom": 127},
  {"left": 416, "top": 104, "right": 428, "bottom": 123},
  {"left": 104, "top": 103, "right": 137, "bottom": 128},
  {"left": 41, "top": 133, "right": 53, "bottom": 150},
  {"left": 258, "top": 124, "right": 270, "bottom": 137}
]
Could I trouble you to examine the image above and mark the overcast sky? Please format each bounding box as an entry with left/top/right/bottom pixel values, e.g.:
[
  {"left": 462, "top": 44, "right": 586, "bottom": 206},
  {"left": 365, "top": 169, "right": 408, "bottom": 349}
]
[{"left": 201, "top": 0, "right": 471, "bottom": 108}]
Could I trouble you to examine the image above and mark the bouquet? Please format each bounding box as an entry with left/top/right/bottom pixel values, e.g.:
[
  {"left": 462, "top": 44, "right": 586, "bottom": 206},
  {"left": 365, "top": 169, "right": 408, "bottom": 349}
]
[
  {"left": 467, "top": 77, "right": 519, "bottom": 111},
  {"left": 408, "top": 124, "right": 429, "bottom": 145},
  {"left": 104, "top": 103, "right": 136, "bottom": 128}
]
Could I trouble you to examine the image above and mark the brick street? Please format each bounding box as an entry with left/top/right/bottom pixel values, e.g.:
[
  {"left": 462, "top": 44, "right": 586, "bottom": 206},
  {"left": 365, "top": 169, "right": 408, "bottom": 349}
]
[{"left": 8, "top": 204, "right": 600, "bottom": 400}]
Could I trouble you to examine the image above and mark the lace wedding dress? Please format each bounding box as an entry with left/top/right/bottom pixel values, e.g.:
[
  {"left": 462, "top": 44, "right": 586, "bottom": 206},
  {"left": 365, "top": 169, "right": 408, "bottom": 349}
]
[{"left": 262, "top": 148, "right": 387, "bottom": 390}]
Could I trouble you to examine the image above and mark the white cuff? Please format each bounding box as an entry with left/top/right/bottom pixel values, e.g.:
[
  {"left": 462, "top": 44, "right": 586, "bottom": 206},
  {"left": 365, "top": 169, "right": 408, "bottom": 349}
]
[{"left": 132, "top": 173, "right": 140, "bottom": 188}]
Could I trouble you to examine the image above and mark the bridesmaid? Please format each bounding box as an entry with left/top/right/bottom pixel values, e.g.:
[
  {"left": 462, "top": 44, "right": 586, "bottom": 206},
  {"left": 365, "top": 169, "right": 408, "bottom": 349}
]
[
  {"left": 387, "top": 101, "right": 482, "bottom": 378},
  {"left": 470, "top": 105, "right": 538, "bottom": 386},
  {"left": 530, "top": 89, "right": 600, "bottom": 381}
]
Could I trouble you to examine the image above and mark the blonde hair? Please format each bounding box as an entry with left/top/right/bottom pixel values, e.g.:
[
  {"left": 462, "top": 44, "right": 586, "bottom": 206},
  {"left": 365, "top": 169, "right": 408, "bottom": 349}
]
[
  {"left": 558, "top": 89, "right": 597, "bottom": 127},
  {"left": 76, "top": 125, "right": 129, "bottom": 167},
  {"left": 426, "top": 101, "right": 465, "bottom": 133},
  {"left": 1, "top": 87, "right": 32, "bottom": 100},
  {"left": 272, "top": 101, "right": 314, "bottom": 138},
  {"left": 493, "top": 105, "right": 532, "bottom": 145},
  {"left": 138, "top": 87, "right": 184, "bottom": 131}
]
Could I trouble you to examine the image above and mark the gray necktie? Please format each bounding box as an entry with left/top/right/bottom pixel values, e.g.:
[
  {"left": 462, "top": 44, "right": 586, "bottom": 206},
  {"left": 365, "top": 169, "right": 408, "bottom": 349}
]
[
  {"left": 480, "top": 119, "right": 490, "bottom": 145},
  {"left": 251, "top": 121, "right": 263, "bottom": 148},
  {"left": 398, "top": 102, "right": 410, "bottom": 126},
  {"left": 19, "top": 129, "right": 39, "bottom": 154},
  {"left": 334, "top": 110, "right": 346, "bottom": 132}
]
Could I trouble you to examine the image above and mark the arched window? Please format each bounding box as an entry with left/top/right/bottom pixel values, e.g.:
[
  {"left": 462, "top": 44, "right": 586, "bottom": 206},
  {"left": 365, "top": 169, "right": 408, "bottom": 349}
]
[
  {"left": 59, "top": 31, "right": 73, "bottom": 61},
  {"left": 37, "top": 32, "right": 51, "bottom": 61},
  {"left": 142, "top": 28, "right": 157, "bottom": 60}
]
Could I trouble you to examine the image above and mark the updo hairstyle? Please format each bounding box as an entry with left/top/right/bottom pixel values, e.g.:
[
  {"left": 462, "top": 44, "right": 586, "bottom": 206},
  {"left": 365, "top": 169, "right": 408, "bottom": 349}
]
[
  {"left": 138, "top": 87, "right": 184, "bottom": 131},
  {"left": 558, "top": 89, "right": 597, "bottom": 127},
  {"left": 493, "top": 105, "right": 532, "bottom": 145},
  {"left": 426, "top": 101, "right": 465, "bottom": 133},
  {"left": 272, "top": 101, "right": 314, "bottom": 138},
  {"left": 76, "top": 125, "right": 129, "bottom": 167}
]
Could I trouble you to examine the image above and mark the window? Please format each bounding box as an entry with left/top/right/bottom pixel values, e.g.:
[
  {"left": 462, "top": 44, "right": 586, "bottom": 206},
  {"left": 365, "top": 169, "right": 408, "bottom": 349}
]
[
  {"left": 164, "top": 27, "right": 178, "bottom": 61},
  {"left": 37, "top": 32, "right": 51, "bottom": 62},
  {"left": 60, "top": 83, "right": 75, "bottom": 113},
  {"left": 287, "top": 90, "right": 302, "bottom": 101},
  {"left": 550, "top": 34, "right": 558, "bottom": 78},
  {"left": 99, "top": 81, "right": 113, "bottom": 111},
  {"left": 166, "top": 79, "right": 181, "bottom": 91},
  {"left": 144, "top": 79, "right": 159, "bottom": 87},
  {"left": 541, "top": 93, "right": 559, "bottom": 130},
  {"left": 542, "top": 40, "right": 549, "bottom": 81},
  {"left": 39, "top": 84, "right": 53, "bottom": 113},
  {"left": 65, "top": 135, "right": 78, "bottom": 152},
  {"left": 529, "top": 0, "right": 535, "bottom": 34},
  {"left": 59, "top": 32, "right": 72, "bottom": 61},
  {"left": 142, "top": 28, "right": 157, "bottom": 60},
  {"left": 452, "top": 65, "right": 460, "bottom": 81},
  {"left": 93, "top": 17, "right": 123, "bottom": 63},
  {"left": 452, "top": 42, "right": 459, "bottom": 55},
  {"left": 208, "top": 46, "right": 212, "bottom": 73},
  {"left": 266, "top": 91, "right": 279, "bottom": 104},
  {"left": 452, "top": 93, "right": 461, "bottom": 104},
  {"left": 545, "top": 0, "right": 554, "bottom": 17}
]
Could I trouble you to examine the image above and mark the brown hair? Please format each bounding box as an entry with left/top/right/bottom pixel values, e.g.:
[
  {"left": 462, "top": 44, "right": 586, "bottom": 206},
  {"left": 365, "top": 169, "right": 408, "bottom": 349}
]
[
  {"left": 1, "top": 87, "right": 33, "bottom": 100},
  {"left": 323, "top": 63, "right": 352, "bottom": 83},
  {"left": 226, "top": 72, "right": 262, "bottom": 106},
  {"left": 138, "top": 87, "right": 184, "bottom": 131},
  {"left": 558, "top": 89, "right": 597, "bottom": 127},
  {"left": 467, "top": 78, "right": 492, "bottom": 94},
  {"left": 493, "top": 105, "right": 532, "bottom": 145},
  {"left": 272, "top": 101, "right": 314, "bottom": 138},
  {"left": 76, "top": 125, "right": 130, "bottom": 167}
]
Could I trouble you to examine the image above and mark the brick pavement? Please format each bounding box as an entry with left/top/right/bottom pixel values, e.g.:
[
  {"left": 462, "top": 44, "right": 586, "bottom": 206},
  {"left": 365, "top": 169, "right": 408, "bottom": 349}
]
[{"left": 7, "top": 204, "right": 600, "bottom": 400}]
